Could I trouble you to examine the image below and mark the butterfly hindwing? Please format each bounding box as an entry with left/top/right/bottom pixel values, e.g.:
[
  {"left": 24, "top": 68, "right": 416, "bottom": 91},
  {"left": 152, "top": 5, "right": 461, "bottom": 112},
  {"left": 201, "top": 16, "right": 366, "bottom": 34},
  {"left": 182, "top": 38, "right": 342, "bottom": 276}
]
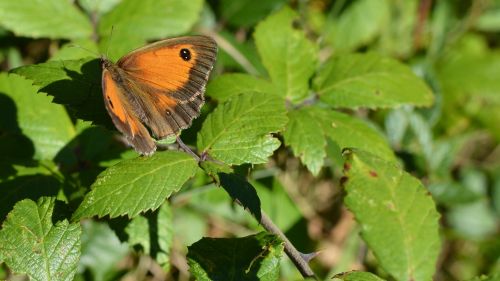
[{"left": 102, "top": 69, "right": 156, "bottom": 155}]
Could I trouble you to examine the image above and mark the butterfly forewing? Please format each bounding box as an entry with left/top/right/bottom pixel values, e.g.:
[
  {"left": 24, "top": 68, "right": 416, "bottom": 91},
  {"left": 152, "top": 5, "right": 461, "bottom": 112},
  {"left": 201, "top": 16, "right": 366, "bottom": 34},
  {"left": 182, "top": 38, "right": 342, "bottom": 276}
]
[{"left": 117, "top": 36, "right": 217, "bottom": 138}]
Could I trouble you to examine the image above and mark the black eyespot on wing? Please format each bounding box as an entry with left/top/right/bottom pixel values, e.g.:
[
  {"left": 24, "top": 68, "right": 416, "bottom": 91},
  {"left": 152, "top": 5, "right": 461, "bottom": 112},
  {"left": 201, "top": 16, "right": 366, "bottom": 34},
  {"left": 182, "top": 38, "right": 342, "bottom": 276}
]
[{"left": 180, "top": 48, "right": 191, "bottom": 61}]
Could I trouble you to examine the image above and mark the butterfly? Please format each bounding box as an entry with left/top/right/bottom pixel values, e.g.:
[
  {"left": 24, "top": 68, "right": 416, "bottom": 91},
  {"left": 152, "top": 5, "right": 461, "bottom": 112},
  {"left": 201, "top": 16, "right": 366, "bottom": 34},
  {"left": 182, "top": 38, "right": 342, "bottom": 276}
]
[{"left": 101, "top": 35, "right": 217, "bottom": 156}]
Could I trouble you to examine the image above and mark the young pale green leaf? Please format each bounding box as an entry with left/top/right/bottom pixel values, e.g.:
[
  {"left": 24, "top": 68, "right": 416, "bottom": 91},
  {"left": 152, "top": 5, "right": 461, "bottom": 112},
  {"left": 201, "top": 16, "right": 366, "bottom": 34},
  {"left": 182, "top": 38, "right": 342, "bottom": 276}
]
[
  {"left": 314, "top": 53, "right": 434, "bottom": 109},
  {"left": 284, "top": 108, "right": 326, "bottom": 175},
  {"left": 98, "top": 0, "right": 204, "bottom": 60},
  {"left": 0, "top": 0, "right": 92, "bottom": 39},
  {"left": 333, "top": 271, "right": 386, "bottom": 281},
  {"left": 0, "top": 197, "right": 81, "bottom": 281},
  {"left": 254, "top": 6, "right": 318, "bottom": 102},
  {"left": 197, "top": 92, "right": 287, "bottom": 165},
  {"left": 187, "top": 232, "right": 283, "bottom": 281},
  {"left": 343, "top": 149, "right": 441, "bottom": 281},
  {"left": 0, "top": 73, "right": 75, "bottom": 160},
  {"left": 80, "top": 221, "right": 128, "bottom": 281},
  {"left": 12, "top": 58, "right": 110, "bottom": 127},
  {"left": 72, "top": 151, "right": 198, "bottom": 219},
  {"left": 126, "top": 202, "right": 173, "bottom": 271},
  {"left": 312, "top": 108, "right": 395, "bottom": 162},
  {"left": 206, "top": 73, "right": 277, "bottom": 103},
  {"left": 324, "top": 0, "right": 389, "bottom": 52}
]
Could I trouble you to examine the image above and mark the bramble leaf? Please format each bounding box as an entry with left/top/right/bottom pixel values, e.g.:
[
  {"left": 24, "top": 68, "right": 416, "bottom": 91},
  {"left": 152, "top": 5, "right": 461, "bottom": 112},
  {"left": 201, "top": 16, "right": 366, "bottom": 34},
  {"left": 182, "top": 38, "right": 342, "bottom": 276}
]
[
  {"left": 284, "top": 108, "right": 326, "bottom": 175},
  {"left": 197, "top": 92, "right": 287, "bottom": 165},
  {"left": 0, "top": 197, "right": 81, "bottom": 281},
  {"left": 254, "top": 7, "right": 317, "bottom": 102},
  {"left": 314, "top": 53, "right": 434, "bottom": 109},
  {"left": 72, "top": 151, "right": 198, "bottom": 219},
  {"left": 343, "top": 149, "right": 441, "bottom": 281},
  {"left": 0, "top": 73, "right": 75, "bottom": 160},
  {"left": 0, "top": 0, "right": 92, "bottom": 39},
  {"left": 312, "top": 109, "right": 395, "bottom": 162},
  {"left": 324, "top": 0, "right": 390, "bottom": 52},
  {"left": 187, "top": 232, "right": 283, "bottom": 281},
  {"left": 12, "top": 58, "right": 110, "bottom": 127},
  {"left": 206, "top": 73, "right": 277, "bottom": 103},
  {"left": 98, "top": 0, "right": 204, "bottom": 60}
]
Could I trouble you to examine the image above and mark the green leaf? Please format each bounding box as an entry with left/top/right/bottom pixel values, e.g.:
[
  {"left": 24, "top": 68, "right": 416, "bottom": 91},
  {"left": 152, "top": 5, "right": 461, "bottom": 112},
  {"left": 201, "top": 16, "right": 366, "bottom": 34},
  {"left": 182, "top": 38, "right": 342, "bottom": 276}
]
[
  {"left": 312, "top": 109, "right": 395, "bottom": 162},
  {"left": 219, "top": 173, "right": 261, "bottom": 222},
  {"left": 72, "top": 151, "right": 198, "bottom": 219},
  {"left": 0, "top": 92, "right": 35, "bottom": 171},
  {"left": 376, "top": 1, "right": 418, "bottom": 58},
  {"left": 78, "top": 0, "right": 122, "bottom": 17},
  {"left": 254, "top": 7, "right": 318, "bottom": 102},
  {"left": 284, "top": 108, "right": 326, "bottom": 175},
  {"left": 0, "top": 0, "right": 92, "bottom": 39},
  {"left": 80, "top": 221, "right": 128, "bottom": 281},
  {"left": 197, "top": 92, "right": 287, "bottom": 165},
  {"left": 314, "top": 53, "right": 434, "bottom": 109},
  {"left": 98, "top": 0, "right": 204, "bottom": 60},
  {"left": 206, "top": 73, "right": 277, "bottom": 103},
  {"left": 187, "top": 232, "right": 283, "bottom": 281},
  {"left": 0, "top": 174, "right": 62, "bottom": 223},
  {"left": 437, "top": 40, "right": 500, "bottom": 140},
  {"left": 324, "top": 0, "right": 390, "bottom": 52},
  {"left": 343, "top": 149, "right": 441, "bottom": 281},
  {"left": 126, "top": 202, "right": 173, "bottom": 271},
  {"left": 0, "top": 73, "right": 75, "bottom": 160},
  {"left": 0, "top": 197, "right": 81, "bottom": 281},
  {"left": 333, "top": 271, "right": 386, "bottom": 281},
  {"left": 12, "top": 58, "right": 110, "bottom": 127},
  {"left": 219, "top": 0, "right": 286, "bottom": 28},
  {"left": 285, "top": 107, "right": 395, "bottom": 174},
  {"left": 50, "top": 39, "right": 100, "bottom": 61},
  {"left": 447, "top": 200, "right": 497, "bottom": 240},
  {"left": 475, "top": 7, "right": 500, "bottom": 32}
]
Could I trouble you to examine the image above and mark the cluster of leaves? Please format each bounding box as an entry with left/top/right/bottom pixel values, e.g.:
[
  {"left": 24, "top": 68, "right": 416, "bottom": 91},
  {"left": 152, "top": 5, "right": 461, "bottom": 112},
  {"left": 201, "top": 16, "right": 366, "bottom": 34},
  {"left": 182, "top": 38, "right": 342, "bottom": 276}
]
[{"left": 0, "top": 0, "right": 498, "bottom": 281}]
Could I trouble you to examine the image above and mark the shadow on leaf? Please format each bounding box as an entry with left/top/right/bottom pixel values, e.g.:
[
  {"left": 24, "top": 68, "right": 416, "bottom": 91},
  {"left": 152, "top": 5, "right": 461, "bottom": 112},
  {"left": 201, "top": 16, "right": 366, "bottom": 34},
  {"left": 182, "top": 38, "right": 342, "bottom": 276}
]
[{"left": 0, "top": 93, "right": 35, "bottom": 179}]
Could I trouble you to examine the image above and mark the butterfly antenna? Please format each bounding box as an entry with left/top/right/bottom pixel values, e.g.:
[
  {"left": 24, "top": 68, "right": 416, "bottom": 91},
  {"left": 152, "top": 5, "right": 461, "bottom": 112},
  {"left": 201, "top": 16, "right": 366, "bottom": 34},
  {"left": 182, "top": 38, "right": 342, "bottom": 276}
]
[
  {"left": 67, "top": 44, "right": 100, "bottom": 58},
  {"left": 105, "top": 25, "right": 115, "bottom": 59}
]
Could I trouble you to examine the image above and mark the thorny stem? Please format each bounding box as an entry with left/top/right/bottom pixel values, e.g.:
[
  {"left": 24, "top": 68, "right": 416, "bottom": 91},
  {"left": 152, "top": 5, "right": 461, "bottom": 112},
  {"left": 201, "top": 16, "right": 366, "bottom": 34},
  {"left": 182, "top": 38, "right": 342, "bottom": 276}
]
[
  {"left": 172, "top": 140, "right": 317, "bottom": 278},
  {"left": 259, "top": 211, "right": 318, "bottom": 279}
]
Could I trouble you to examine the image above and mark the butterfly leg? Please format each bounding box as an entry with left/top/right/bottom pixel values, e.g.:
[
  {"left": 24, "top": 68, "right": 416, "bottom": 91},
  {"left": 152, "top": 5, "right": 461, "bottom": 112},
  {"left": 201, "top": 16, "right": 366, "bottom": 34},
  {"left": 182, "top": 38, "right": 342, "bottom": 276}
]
[{"left": 176, "top": 136, "right": 200, "bottom": 161}]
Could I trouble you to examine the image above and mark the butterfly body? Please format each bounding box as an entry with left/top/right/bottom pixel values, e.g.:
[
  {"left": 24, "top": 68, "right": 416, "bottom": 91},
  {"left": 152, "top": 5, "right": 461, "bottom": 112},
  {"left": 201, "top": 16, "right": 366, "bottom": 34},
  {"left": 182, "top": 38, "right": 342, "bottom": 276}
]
[{"left": 101, "top": 36, "right": 217, "bottom": 155}]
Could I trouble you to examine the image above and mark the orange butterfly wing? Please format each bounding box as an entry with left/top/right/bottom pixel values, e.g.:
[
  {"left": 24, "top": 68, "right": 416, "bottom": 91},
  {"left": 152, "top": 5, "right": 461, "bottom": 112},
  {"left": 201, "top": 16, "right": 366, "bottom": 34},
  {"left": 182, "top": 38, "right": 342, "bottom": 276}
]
[
  {"left": 102, "top": 69, "right": 156, "bottom": 154},
  {"left": 101, "top": 35, "right": 217, "bottom": 155},
  {"left": 117, "top": 36, "right": 217, "bottom": 139}
]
